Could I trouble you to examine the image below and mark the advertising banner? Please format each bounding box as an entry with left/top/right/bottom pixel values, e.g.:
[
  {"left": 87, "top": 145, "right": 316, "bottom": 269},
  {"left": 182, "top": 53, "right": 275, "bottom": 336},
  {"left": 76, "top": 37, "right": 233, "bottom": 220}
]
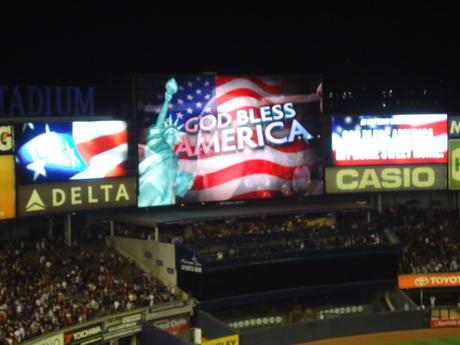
[
  {"left": 332, "top": 114, "right": 448, "bottom": 166},
  {"left": 0, "top": 125, "right": 14, "bottom": 153},
  {"left": 15, "top": 121, "right": 128, "bottom": 184},
  {"left": 0, "top": 155, "right": 16, "bottom": 220},
  {"left": 448, "top": 139, "right": 460, "bottom": 190},
  {"left": 64, "top": 324, "right": 102, "bottom": 345},
  {"left": 175, "top": 244, "right": 204, "bottom": 274},
  {"left": 153, "top": 314, "right": 190, "bottom": 334},
  {"left": 203, "top": 334, "right": 239, "bottom": 345},
  {"left": 430, "top": 319, "right": 460, "bottom": 328},
  {"left": 103, "top": 313, "right": 143, "bottom": 341},
  {"left": 325, "top": 165, "right": 447, "bottom": 193},
  {"left": 449, "top": 116, "right": 460, "bottom": 138},
  {"left": 17, "top": 176, "right": 136, "bottom": 216},
  {"left": 398, "top": 273, "right": 460, "bottom": 289},
  {"left": 31, "top": 333, "right": 64, "bottom": 345},
  {"left": 137, "top": 75, "right": 324, "bottom": 207}
]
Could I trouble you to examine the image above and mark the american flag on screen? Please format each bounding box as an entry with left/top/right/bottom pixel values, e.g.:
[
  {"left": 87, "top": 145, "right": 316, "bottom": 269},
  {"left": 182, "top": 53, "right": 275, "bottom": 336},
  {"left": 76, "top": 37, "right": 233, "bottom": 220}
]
[
  {"left": 332, "top": 114, "right": 448, "bottom": 166},
  {"left": 17, "top": 121, "right": 128, "bottom": 182},
  {"left": 140, "top": 75, "right": 323, "bottom": 202}
]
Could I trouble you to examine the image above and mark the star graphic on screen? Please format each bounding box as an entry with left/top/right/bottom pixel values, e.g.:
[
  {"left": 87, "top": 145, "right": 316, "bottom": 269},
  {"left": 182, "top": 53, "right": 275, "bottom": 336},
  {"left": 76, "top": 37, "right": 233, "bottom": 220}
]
[
  {"left": 27, "top": 158, "right": 47, "bottom": 181},
  {"left": 22, "top": 123, "right": 35, "bottom": 132}
]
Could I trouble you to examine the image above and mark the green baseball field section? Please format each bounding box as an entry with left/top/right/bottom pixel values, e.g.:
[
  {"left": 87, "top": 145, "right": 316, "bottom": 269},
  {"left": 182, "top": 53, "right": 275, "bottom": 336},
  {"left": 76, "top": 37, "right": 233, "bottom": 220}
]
[
  {"left": 390, "top": 338, "right": 460, "bottom": 345},
  {"left": 298, "top": 328, "right": 460, "bottom": 345},
  {"left": 392, "top": 338, "right": 460, "bottom": 345}
]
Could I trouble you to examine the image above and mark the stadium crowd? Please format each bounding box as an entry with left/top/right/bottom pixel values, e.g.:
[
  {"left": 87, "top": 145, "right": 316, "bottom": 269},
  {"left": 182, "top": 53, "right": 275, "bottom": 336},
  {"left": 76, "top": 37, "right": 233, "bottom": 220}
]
[
  {"left": 167, "top": 208, "right": 460, "bottom": 272},
  {"left": 382, "top": 207, "right": 460, "bottom": 274},
  {"left": 113, "top": 206, "right": 460, "bottom": 274},
  {"left": 0, "top": 238, "right": 178, "bottom": 345},
  {"left": 2, "top": 206, "right": 460, "bottom": 343},
  {"left": 179, "top": 214, "right": 385, "bottom": 261}
]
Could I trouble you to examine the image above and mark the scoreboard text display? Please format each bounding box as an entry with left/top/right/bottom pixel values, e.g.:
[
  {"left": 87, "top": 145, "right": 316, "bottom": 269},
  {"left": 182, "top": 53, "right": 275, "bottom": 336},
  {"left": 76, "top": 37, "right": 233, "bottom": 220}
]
[{"left": 332, "top": 114, "right": 448, "bottom": 166}]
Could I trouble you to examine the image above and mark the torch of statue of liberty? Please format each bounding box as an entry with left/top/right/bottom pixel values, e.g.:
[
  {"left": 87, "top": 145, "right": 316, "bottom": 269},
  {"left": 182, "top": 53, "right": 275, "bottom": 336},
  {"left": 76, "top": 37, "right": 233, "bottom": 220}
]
[{"left": 138, "top": 78, "right": 195, "bottom": 207}]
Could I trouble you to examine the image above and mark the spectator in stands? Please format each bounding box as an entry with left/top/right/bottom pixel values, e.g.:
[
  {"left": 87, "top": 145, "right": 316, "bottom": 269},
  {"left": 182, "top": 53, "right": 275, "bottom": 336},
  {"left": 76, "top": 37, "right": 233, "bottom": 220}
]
[
  {"left": 386, "top": 208, "right": 460, "bottom": 274},
  {"left": 0, "top": 237, "right": 177, "bottom": 344}
]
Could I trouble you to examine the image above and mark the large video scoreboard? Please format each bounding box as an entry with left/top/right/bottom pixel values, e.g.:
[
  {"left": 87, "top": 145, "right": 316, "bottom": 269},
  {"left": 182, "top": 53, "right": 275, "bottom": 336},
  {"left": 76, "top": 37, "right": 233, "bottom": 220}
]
[
  {"left": 327, "top": 114, "right": 448, "bottom": 193},
  {"left": 136, "top": 74, "right": 325, "bottom": 207},
  {"left": 14, "top": 120, "right": 136, "bottom": 216}
]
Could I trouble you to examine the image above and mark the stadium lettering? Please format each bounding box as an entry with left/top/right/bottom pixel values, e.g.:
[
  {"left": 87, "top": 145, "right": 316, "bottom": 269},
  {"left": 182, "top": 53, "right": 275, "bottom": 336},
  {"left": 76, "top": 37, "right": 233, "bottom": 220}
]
[
  {"left": 0, "top": 126, "right": 13, "bottom": 151},
  {"left": 52, "top": 184, "right": 130, "bottom": 206},
  {"left": 0, "top": 85, "right": 95, "bottom": 116},
  {"left": 450, "top": 120, "right": 460, "bottom": 135},
  {"left": 176, "top": 103, "right": 313, "bottom": 158},
  {"left": 336, "top": 167, "right": 435, "bottom": 190},
  {"left": 430, "top": 275, "right": 460, "bottom": 285}
]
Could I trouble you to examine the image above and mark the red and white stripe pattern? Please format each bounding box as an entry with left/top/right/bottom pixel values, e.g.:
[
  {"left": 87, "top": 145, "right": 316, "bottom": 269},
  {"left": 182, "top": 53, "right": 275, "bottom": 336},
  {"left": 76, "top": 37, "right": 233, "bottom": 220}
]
[
  {"left": 71, "top": 121, "right": 128, "bottom": 179},
  {"left": 332, "top": 114, "right": 448, "bottom": 166},
  {"left": 179, "top": 76, "right": 319, "bottom": 201}
]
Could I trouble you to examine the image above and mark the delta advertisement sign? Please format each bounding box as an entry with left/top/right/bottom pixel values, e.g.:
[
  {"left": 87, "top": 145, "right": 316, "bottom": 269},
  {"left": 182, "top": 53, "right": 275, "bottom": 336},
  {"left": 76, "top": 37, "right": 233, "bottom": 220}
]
[
  {"left": 0, "top": 125, "right": 16, "bottom": 220},
  {"left": 398, "top": 273, "right": 460, "bottom": 289},
  {"left": 17, "top": 177, "right": 136, "bottom": 216},
  {"left": 332, "top": 114, "right": 448, "bottom": 166},
  {"left": 136, "top": 75, "right": 324, "bottom": 207}
]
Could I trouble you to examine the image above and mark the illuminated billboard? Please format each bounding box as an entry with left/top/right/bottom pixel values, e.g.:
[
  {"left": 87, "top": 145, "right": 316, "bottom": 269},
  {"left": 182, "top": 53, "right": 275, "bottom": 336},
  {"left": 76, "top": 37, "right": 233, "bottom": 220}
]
[
  {"left": 332, "top": 114, "right": 448, "bottom": 166},
  {"left": 17, "top": 177, "right": 136, "bottom": 216},
  {"left": 448, "top": 139, "right": 460, "bottom": 190},
  {"left": 325, "top": 165, "right": 447, "bottom": 193},
  {"left": 16, "top": 121, "right": 128, "bottom": 183},
  {"left": 0, "top": 125, "right": 14, "bottom": 153},
  {"left": 449, "top": 116, "right": 460, "bottom": 138},
  {"left": 0, "top": 155, "right": 16, "bottom": 220},
  {"left": 137, "top": 75, "right": 324, "bottom": 206}
]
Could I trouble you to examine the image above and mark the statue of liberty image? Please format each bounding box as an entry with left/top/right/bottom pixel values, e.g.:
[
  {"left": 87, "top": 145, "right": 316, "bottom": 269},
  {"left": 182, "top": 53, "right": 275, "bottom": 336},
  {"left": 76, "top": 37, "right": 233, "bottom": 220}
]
[{"left": 138, "top": 78, "right": 195, "bottom": 207}]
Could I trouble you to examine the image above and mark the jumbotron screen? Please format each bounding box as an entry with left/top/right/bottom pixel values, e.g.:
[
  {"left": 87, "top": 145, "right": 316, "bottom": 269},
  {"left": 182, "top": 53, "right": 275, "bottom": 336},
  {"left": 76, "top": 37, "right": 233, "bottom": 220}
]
[
  {"left": 16, "top": 121, "right": 128, "bottom": 183},
  {"left": 332, "top": 114, "right": 448, "bottom": 166},
  {"left": 137, "top": 74, "right": 324, "bottom": 207}
]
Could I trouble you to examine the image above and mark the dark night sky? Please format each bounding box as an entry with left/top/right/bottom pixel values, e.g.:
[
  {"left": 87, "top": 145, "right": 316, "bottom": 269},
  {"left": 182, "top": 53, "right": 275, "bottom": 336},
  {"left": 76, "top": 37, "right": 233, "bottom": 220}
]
[{"left": 0, "top": 4, "right": 459, "bottom": 84}]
